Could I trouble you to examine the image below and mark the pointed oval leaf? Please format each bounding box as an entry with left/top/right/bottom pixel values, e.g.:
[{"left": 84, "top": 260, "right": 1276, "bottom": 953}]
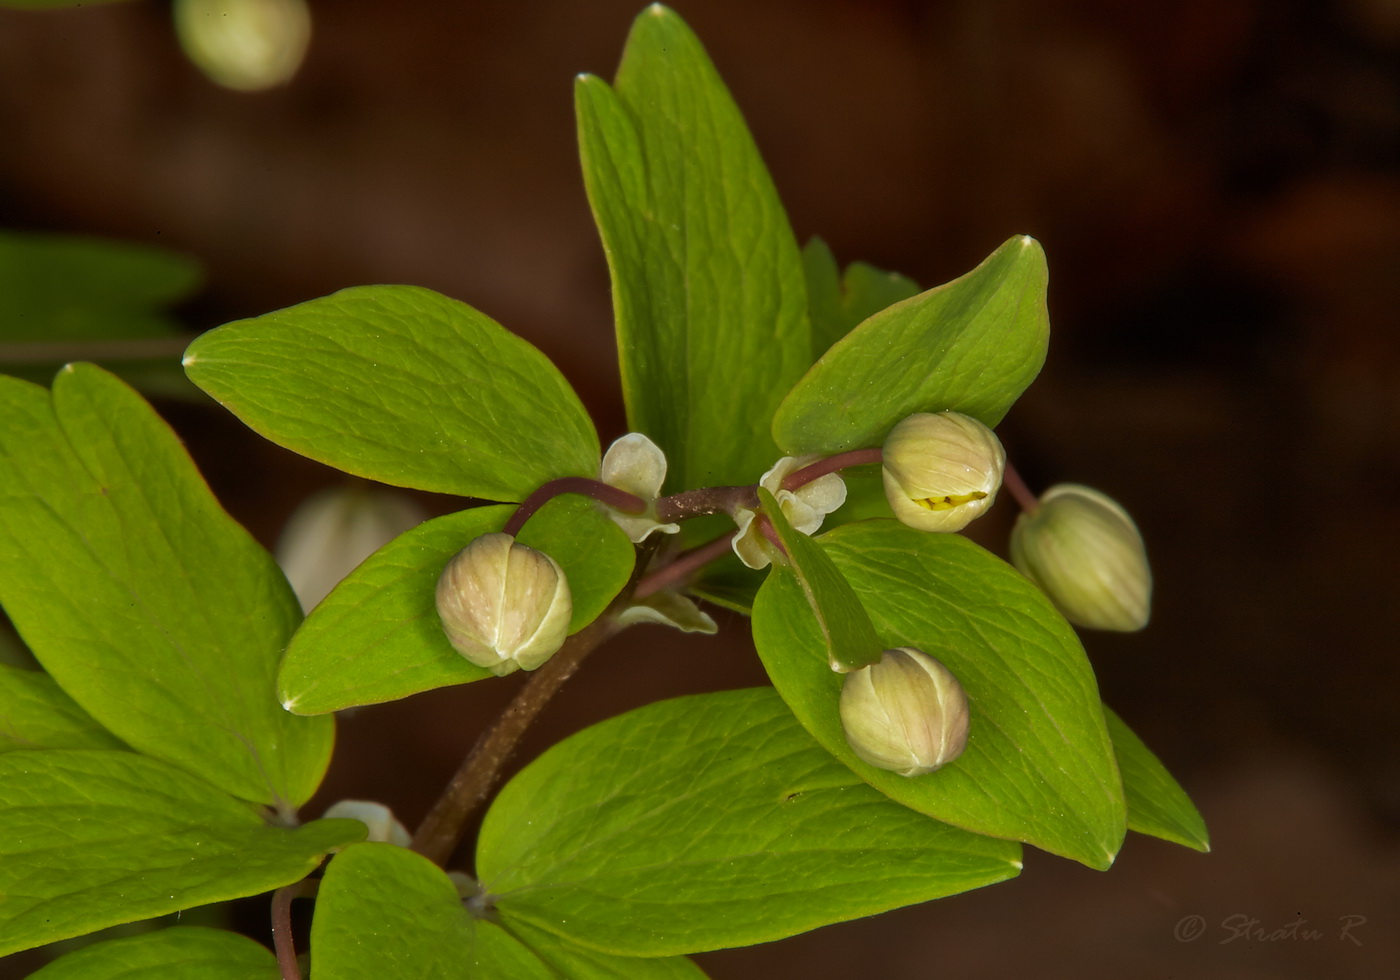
[
  {"left": 311, "top": 843, "right": 704, "bottom": 980},
  {"left": 0, "top": 664, "right": 126, "bottom": 753},
  {"left": 25, "top": 926, "right": 280, "bottom": 980},
  {"left": 576, "top": 6, "right": 809, "bottom": 491},
  {"left": 477, "top": 687, "right": 1021, "bottom": 956},
  {"left": 1106, "top": 705, "right": 1210, "bottom": 852},
  {"left": 751, "top": 520, "right": 1125, "bottom": 869},
  {"left": 0, "top": 750, "right": 365, "bottom": 957},
  {"left": 183, "top": 285, "right": 599, "bottom": 500},
  {"left": 802, "top": 237, "right": 920, "bottom": 358},
  {"left": 278, "top": 495, "right": 634, "bottom": 715},
  {"left": 756, "top": 486, "right": 882, "bottom": 671},
  {"left": 773, "top": 235, "right": 1049, "bottom": 454},
  {"left": 0, "top": 367, "right": 331, "bottom": 808}
]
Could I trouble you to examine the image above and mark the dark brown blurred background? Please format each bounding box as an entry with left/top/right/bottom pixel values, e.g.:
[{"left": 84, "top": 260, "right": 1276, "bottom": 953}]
[{"left": 2, "top": 0, "right": 1397, "bottom": 977}]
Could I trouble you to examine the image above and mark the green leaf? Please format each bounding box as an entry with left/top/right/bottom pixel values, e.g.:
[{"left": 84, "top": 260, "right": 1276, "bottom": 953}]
[
  {"left": 576, "top": 5, "right": 809, "bottom": 492},
  {"left": 0, "top": 750, "right": 364, "bottom": 957},
  {"left": 757, "top": 486, "right": 882, "bottom": 671},
  {"left": 25, "top": 926, "right": 280, "bottom": 980},
  {"left": 477, "top": 687, "right": 1021, "bottom": 956},
  {"left": 773, "top": 235, "right": 1049, "bottom": 455},
  {"left": 751, "top": 520, "right": 1125, "bottom": 869},
  {"left": 0, "top": 664, "right": 126, "bottom": 752},
  {"left": 183, "top": 285, "right": 599, "bottom": 500},
  {"left": 0, "top": 231, "right": 198, "bottom": 343},
  {"left": 311, "top": 843, "right": 704, "bottom": 980},
  {"left": 1106, "top": 706, "right": 1210, "bottom": 852},
  {"left": 802, "top": 237, "right": 919, "bottom": 358},
  {"left": 278, "top": 495, "right": 634, "bottom": 715},
  {"left": 0, "top": 366, "right": 331, "bottom": 808}
]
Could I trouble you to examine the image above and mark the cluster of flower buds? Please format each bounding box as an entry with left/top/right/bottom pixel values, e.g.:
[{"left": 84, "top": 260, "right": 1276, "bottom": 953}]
[
  {"left": 881, "top": 411, "right": 1005, "bottom": 533},
  {"left": 839, "top": 647, "right": 970, "bottom": 776},
  {"left": 1010, "top": 483, "right": 1152, "bottom": 632},
  {"left": 435, "top": 532, "right": 572, "bottom": 675}
]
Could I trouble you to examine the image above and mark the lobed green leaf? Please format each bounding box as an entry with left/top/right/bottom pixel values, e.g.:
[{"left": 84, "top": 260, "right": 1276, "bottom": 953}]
[
  {"left": 751, "top": 520, "right": 1125, "bottom": 869},
  {"left": 278, "top": 495, "right": 634, "bottom": 715},
  {"left": 477, "top": 687, "right": 1021, "bottom": 956},
  {"left": 0, "top": 750, "right": 364, "bottom": 957},
  {"left": 24, "top": 926, "right": 280, "bottom": 980},
  {"left": 0, "top": 366, "right": 331, "bottom": 808},
  {"left": 773, "top": 235, "right": 1049, "bottom": 455},
  {"left": 0, "top": 664, "right": 126, "bottom": 753},
  {"left": 311, "top": 843, "right": 704, "bottom": 980},
  {"left": 183, "top": 285, "right": 599, "bottom": 501},
  {"left": 576, "top": 5, "right": 809, "bottom": 492},
  {"left": 1106, "top": 705, "right": 1210, "bottom": 852}
]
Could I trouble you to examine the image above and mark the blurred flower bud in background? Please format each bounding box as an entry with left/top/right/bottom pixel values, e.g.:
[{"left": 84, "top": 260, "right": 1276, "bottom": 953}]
[
  {"left": 882, "top": 411, "right": 1005, "bottom": 532},
  {"left": 435, "top": 532, "right": 572, "bottom": 676},
  {"left": 173, "top": 0, "right": 312, "bottom": 91},
  {"left": 276, "top": 483, "right": 424, "bottom": 612},
  {"left": 839, "top": 647, "right": 971, "bottom": 776},
  {"left": 322, "top": 799, "right": 411, "bottom": 847},
  {"left": 1010, "top": 483, "right": 1152, "bottom": 632}
]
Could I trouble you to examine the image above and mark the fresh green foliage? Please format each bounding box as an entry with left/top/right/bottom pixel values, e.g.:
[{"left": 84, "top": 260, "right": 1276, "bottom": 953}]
[
  {"left": 0, "top": 232, "right": 198, "bottom": 343},
  {"left": 1106, "top": 706, "right": 1211, "bottom": 852},
  {"left": 802, "top": 237, "right": 920, "bottom": 357},
  {"left": 278, "top": 496, "right": 633, "bottom": 715},
  {"left": 477, "top": 688, "right": 1021, "bottom": 956},
  {"left": 753, "top": 521, "right": 1126, "bottom": 869},
  {"left": 26, "top": 927, "right": 281, "bottom": 980},
  {"left": 312, "top": 843, "right": 705, "bottom": 980},
  {"left": 774, "top": 235, "right": 1049, "bottom": 454},
  {"left": 0, "top": 750, "right": 363, "bottom": 956},
  {"left": 0, "top": 366, "right": 331, "bottom": 808},
  {"left": 0, "top": 664, "right": 127, "bottom": 752},
  {"left": 0, "top": 3, "right": 1206, "bottom": 975},
  {"left": 183, "top": 285, "right": 599, "bottom": 500},
  {"left": 576, "top": 6, "right": 809, "bottom": 492}
]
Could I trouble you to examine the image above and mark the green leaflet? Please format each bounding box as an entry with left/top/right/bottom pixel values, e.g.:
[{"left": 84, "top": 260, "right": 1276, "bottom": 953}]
[
  {"left": 278, "top": 495, "right": 634, "bottom": 715},
  {"left": 0, "top": 664, "right": 126, "bottom": 752},
  {"left": 25, "top": 926, "right": 280, "bottom": 980},
  {"left": 183, "top": 284, "right": 599, "bottom": 501},
  {"left": 756, "top": 486, "right": 882, "bottom": 671},
  {"left": 0, "top": 750, "right": 364, "bottom": 957},
  {"left": 773, "top": 235, "right": 1049, "bottom": 454},
  {"left": 1106, "top": 705, "right": 1210, "bottom": 852},
  {"left": 576, "top": 5, "right": 809, "bottom": 492},
  {"left": 0, "top": 366, "right": 331, "bottom": 808},
  {"left": 751, "top": 520, "right": 1125, "bottom": 869},
  {"left": 0, "top": 231, "right": 198, "bottom": 343},
  {"left": 310, "top": 843, "right": 705, "bottom": 980},
  {"left": 477, "top": 688, "right": 1021, "bottom": 956},
  {"left": 801, "top": 237, "right": 919, "bottom": 358}
]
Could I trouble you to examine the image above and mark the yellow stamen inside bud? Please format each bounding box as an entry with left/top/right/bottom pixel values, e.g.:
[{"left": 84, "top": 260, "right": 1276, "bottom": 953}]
[{"left": 913, "top": 491, "right": 988, "bottom": 512}]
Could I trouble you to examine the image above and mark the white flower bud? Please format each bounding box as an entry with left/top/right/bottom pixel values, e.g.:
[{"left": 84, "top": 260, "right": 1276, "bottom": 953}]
[
  {"left": 598, "top": 432, "right": 679, "bottom": 542},
  {"left": 322, "top": 800, "right": 411, "bottom": 847},
  {"left": 839, "top": 647, "right": 970, "bottom": 776},
  {"left": 435, "top": 533, "right": 572, "bottom": 675},
  {"left": 174, "top": 0, "right": 312, "bottom": 92},
  {"left": 881, "top": 411, "right": 1005, "bottom": 532},
  {"left": 1010, "top": 483, "right": 1151, "bottom": 632},
  {"left": 732, "top": 455, "right": 847, "bottom": 569}
]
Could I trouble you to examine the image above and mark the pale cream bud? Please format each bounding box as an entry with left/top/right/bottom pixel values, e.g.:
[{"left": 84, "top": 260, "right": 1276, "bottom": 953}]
[
  {"left": 435, "top": 533, "right": 571, "bottom": 675},
  {"left": 881, "top": 412, "right": 1005, "bottom": 532},
  {"left": 732, "top": 455, "right": 847, "bottom": 569},
  {"left": 839, "top": 647, "right": 970, "bottom": 776},
  {"left": 1010, "top": 483, "right": 1151, "bottom": 632}
]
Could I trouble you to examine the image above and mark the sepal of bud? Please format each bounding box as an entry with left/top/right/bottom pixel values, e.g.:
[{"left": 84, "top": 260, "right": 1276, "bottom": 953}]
[
  {"left": 435, "top": 532, "right": 572, "bottom": 675},
  {"left": 616, "top": 592, "right": 718, "bottom": 634},
  {"left": 839, "top": 647, "right": 970, "bottom": 776},
  {"left": 732, "top": 455, "right": 847, "bottom": 569},
  {"left": 599, "top": 432, "right": 680, "bottom": 543},
  {"left": 881, "top": 411, "right": 1005, "bottom": 532},
  {"left": 1010, "top": 483, "right": 1151, "bottom": 632}
]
